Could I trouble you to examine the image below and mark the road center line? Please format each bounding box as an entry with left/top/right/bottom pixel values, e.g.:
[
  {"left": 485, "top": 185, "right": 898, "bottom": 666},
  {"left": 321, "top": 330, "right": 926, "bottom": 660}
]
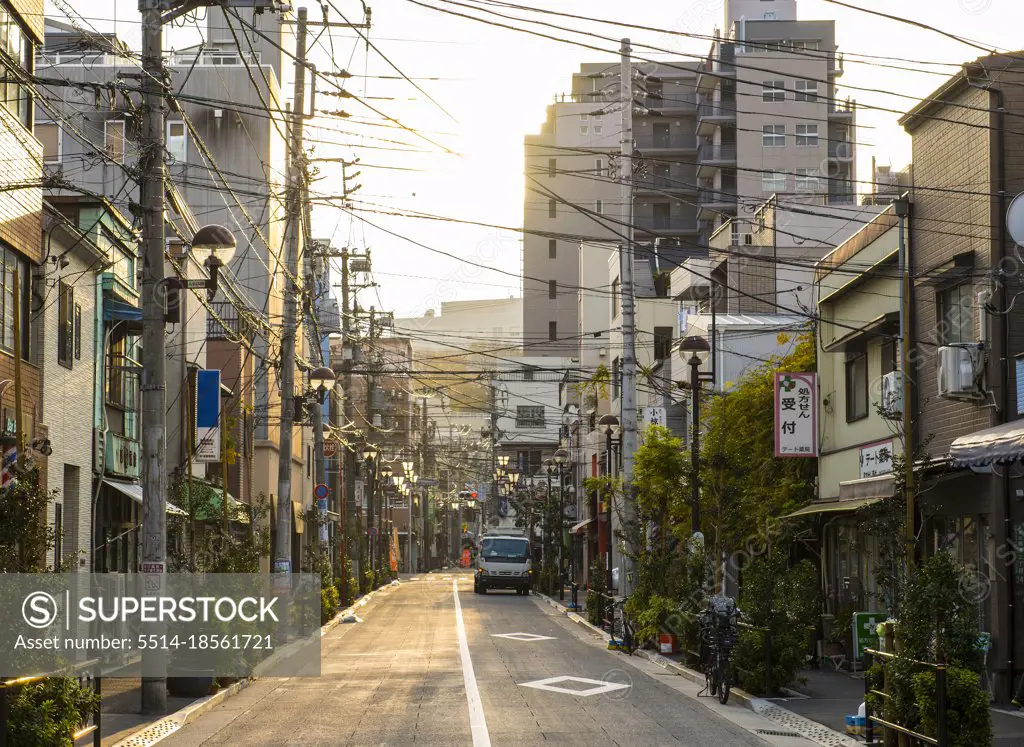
[{"left": 453, "top": 577, "right": 491, "bottom": 747}]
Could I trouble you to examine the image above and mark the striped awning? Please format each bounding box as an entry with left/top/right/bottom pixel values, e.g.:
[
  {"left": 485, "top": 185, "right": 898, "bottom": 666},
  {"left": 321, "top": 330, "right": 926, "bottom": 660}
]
[{"left": 950, "top": 420, "right": 1024, "bottom": 468}]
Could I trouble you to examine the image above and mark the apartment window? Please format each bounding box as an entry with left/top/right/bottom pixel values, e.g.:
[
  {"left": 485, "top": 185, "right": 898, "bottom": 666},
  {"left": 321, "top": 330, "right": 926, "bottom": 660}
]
[
  {"left": 0, "top": 246, "right": 30, "bottom": 359},
  {"left": 595, "top": 199, "right": 603, "bottom": 214},
  {"left": 593, "top": 120, "right": 603, "bottom": 135},
  {"left": 548, "top": 199, "right": 556, "bottom": 218},
  {"left": 516, "top": 450, "right": 543, "bottom": 475},
  {"left": 938, "top": 282, "right": 973, "bottom": 344},
  {"left": 74, "top": 304, "right": 82, "bottom": 360},
  {"left": 791, "top": 40, "right": 820, "bottom": 51},
  {"left": 762, "top": 170, "right": 787, "bottom": 192},
  {"left": 762, "top": 124, "right": 785, "bottom": 147},
  {"left": 548, "top": 158, "right": 556, "bottom": 177},
  {"left": 105, "top": 120, "right": 126, "bottom": 163},
  {"left": 0, "top": 12, "right": 32, "bottom": 129},
  {"left": 36, "top": 122, "right": 61, "bottom": 163},
  {"left": 881, "top": 339, "right": 898, "bottom": 376},
  {"left": 795, "top": 79, "right": 818, "bottom": 102},
  {"left": 762, "top": 80, "right": 785, "bottom": 102},
  {"left": 795, "top": 167, "right": 819, "bottom": 192},
  {"left": 595, "top": 158, "right": 604, "bottom": 176},
  {"left": 548, "top": 280, "right": 557, "bottom": 299},
  {"left": 653, "top": 122, "right": 670, "bottom": 148},
  {"left": 57, "top": 281, "right": 74, "bottom": 369},
  {"left": 548, "top": 239, "right": 557, "bottom": 259},
  {"left": 796, "top": 124, "right": 819, "bottom": 146},
  {"left": 580, "top": 124, "right": 589, "bottom": 136},
  {"left": 845, "top": 351, "right": 868, "bottom": 422},
  {"left": 516, "top": 405, "right": 545, "bottom": 428},
  {"left": 654, "top": 326, "right": 673, "bottom": 360},
  {"left": 167, "top": 121, "right": 186, "bottom": 163},
  {"left": 548, "top": 320, "right": 557, "bottom": 341},
  {"left": 611, "top": 276, "right": 620, "bottom": 318},
  {"left": 653, "top": 202, "right": 671, "bottom": 229}
]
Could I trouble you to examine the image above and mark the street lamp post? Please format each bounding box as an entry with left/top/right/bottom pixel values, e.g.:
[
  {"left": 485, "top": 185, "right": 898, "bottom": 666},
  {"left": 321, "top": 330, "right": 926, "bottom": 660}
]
[
  {"left": 599, "top": 414, "right": 620, "bottom": 593},
  {"left": 543, "top": 458, "right": 555, "bottom": 593},
  {"left": 363, "top": 447, "right": 379, "bottom": 574},
  {"left": 679, "top": 336, "right": 710, "bottom": 536},
  {"left": 553, "top": 448, "right": 569, "bottom": 601}
]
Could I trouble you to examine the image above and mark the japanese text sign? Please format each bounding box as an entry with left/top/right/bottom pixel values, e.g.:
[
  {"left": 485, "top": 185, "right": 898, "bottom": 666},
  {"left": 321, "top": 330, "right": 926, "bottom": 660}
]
[{"left": 774, "top": 372, "right": 817, "bottom": 458}]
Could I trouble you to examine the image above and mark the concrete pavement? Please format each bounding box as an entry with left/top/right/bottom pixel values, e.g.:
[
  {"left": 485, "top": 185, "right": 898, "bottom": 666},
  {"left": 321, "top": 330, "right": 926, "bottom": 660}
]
[{"left": 155, "top": 571, "right": 820, "bottom": 746}]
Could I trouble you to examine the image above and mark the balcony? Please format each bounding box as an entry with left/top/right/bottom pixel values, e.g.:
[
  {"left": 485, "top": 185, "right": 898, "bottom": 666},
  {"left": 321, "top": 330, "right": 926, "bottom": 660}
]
[
  {"left": 829, "top": 100, "right": 855, "bottom": 120},
  {"left": 207, "top": 301, "right": 241, "bottom": 340},
  {"left": 643, "top": 91, "right": 697, "bottom": 112},
  {"left": 106, "top": 432, "right": 141, "bottom": 480},
  {"left": 635, "top": 216, "right": 700, "bottom": 234},
  {"left": 828, "top": 192, "right": 857, "bottom": 205},
  {"left": 697, "top": 143, "right": 737, "bottom": 177},
  {"left": 636, "top": 133, "right": 697, "bottom": 152},
  {"left": 697, "top": 187, "right": 735, "bottom": 220},
  {"left": 828, "top": 141, "right": 855, "bottom": 160},
  {"left": 828, "top": 52, "right": 844, "bottom": 77},
  {"left": 635, "top": 169, "right": 698, "bottom": 194}
]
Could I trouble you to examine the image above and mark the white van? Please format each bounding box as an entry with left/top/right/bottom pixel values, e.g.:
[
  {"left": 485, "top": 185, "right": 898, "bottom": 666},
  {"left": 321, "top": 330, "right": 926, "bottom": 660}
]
[{"left": 474, "top": 530, "right": 532, "bottom": 595}]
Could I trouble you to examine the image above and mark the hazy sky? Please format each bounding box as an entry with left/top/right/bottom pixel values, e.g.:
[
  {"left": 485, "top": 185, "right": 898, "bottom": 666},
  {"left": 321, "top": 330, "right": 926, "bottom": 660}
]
[{"left": 61, "top": 0, "right": 1024, "bottom": 319}]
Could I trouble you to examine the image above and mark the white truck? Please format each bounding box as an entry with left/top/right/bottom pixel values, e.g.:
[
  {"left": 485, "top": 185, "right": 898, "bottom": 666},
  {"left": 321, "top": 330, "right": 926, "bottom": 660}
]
[{"left": 473, "top": 529, "right": 532, "bottom": 595}]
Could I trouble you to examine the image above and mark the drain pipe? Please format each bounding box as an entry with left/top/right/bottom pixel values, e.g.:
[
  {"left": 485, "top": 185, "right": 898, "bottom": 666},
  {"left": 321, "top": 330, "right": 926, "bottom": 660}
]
[{"left": 969, "top": 75, "right": 1013, "bottom": 701}]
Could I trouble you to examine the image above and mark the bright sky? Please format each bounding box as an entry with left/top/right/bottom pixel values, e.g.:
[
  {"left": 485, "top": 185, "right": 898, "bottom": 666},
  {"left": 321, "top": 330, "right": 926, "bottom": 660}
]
[{"left": 63, "top": 0, "right": 1024, "bottom": 318}]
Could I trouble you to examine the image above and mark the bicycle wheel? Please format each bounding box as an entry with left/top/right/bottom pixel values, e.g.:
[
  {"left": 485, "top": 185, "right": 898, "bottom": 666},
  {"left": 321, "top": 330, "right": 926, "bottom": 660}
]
[
  {"left": 707, "top": 651, "right": 720, "bottom": 696},
  {"left": 718, "top": 658, "right": 731, "bottom": 704}
]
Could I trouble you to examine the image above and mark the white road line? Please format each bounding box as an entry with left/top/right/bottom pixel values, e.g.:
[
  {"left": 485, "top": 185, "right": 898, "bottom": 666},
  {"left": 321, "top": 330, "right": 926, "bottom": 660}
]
[{"left": 453, "top": 577, "right": 492, "bottom": 747}]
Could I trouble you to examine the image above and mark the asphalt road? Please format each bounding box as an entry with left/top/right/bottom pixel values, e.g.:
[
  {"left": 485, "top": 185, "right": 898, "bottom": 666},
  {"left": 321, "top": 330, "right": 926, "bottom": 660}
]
[{"left": 158, "top": 572, "right": 809, "bottom": 746}]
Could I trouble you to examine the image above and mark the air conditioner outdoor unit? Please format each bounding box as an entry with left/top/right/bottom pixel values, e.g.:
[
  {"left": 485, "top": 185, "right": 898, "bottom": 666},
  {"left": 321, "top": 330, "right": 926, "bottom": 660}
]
[
  {"left": 937, "top": 344, "right": 984, "bottom": 399},
  {"left": 880, "top": 371, "right": 903, "bottom": 419}
]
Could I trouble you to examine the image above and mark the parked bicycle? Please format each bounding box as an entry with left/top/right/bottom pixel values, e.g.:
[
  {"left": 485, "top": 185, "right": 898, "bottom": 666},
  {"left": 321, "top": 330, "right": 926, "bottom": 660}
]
[
  {"left": 698, "top": 594, "right": 740, "bottom": 704},
  {"left": 606, "top": 595, "right": 637, "bottom": 655}
]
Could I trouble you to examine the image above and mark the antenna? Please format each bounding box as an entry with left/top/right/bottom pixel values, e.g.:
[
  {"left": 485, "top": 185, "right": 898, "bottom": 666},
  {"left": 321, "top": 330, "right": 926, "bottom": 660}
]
[{"left": 1007, "top": 192, "right": 1024, "bottom": 246}]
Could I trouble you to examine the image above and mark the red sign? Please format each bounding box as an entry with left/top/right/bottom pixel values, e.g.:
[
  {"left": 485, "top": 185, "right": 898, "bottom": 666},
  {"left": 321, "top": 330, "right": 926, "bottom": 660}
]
[{"left": 323, "top": 440, "right": 339, "bottom": 458}]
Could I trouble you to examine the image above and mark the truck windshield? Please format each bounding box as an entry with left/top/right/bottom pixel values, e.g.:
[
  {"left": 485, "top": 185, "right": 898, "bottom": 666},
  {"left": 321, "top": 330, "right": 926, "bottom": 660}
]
[{"left": 481, "top": 538, "right": 528, "bottom": 562}]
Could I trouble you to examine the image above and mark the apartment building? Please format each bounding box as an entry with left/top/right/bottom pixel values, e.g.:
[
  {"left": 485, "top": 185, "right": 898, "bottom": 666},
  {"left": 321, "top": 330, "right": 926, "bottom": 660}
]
[
  {"left": 697, "top": 1, "right": 854, "bottom": 233},
  {"left": 862, "top": 157, "right": 913, "bottom": 206},
  {"left": 896, "top": 54, "right": 1024, "bottom": 702}
]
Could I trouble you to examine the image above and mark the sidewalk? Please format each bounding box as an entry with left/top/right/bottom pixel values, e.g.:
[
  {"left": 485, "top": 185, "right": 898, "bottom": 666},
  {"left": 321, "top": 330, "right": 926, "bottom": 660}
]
[{"left": 775, "top": 667, "right": 1024, "bottom": 746}]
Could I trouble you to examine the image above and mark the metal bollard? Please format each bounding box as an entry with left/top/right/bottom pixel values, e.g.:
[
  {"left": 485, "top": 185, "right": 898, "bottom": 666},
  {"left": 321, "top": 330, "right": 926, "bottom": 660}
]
[
  {"left": 1, "top": 682, "right": 7, "bottom": 747},
  {"left": 935, "top": 665, "right": 948, "bottom": 747},
  {"left": 864, "top": 651, "right": 874, "bottom": 746},
  {"left": 93, "top": 670, "right": 102, "bottom": 747}
]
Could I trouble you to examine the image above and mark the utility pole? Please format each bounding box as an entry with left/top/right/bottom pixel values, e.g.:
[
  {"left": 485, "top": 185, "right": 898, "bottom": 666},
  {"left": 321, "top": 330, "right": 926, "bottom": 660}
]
[
  {"left": 367, "top": 307, "right": 378, "bottom": 573},
  {"left": 896, "top": 197, "right": 913, "bottom": 575},
  {"left": 304, "top": 217, "right": 327, "bottom": 565},
  {"left": 340, "top": 246, "right": 354, "bottom": 593},
  {"left": 617, "top": 38, "right": 639, "bottom": 595},
  {"left": 420, "top": 396, "right": 429, "bottom": 572},
  {"left": 274, "top": 6, "right": 309, "bottom": 578},
  {"left": 139, "top": 0, "right": 169, "bottom": 713}
]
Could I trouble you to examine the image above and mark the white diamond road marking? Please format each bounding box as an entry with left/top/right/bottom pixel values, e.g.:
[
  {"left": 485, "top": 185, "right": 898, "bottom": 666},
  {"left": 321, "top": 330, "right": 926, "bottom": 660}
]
[
  {"left": 519, "top": 675, "right": 630, "bottom": 697},
  {"left": 491, "top": 632, "right": 556, "bottom": 641}
]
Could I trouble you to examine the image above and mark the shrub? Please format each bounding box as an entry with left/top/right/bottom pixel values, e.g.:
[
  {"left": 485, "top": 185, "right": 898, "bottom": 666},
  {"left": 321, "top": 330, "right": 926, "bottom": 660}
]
[
  {"left": 586, "top": 557, "right": 608, "bottom": 627},
  {"left": 321, "top": 585, "right": 340, "bottom": 625},
  {"left": 912, "top": 666, "right": 992, "bottom": 747},
  {"left": 8, "top": 677, "right": 101, "bottom": 747},
  {"left": 627, "top": 593, "right": 676, "bottom": 647}
]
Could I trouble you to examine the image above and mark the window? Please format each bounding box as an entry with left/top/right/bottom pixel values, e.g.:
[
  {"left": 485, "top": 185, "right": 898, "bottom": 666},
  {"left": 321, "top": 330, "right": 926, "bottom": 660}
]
[
  {"left": 516, "top": 450, "right": 543, "bottom": 475},
  {"left": 791, "top": 40, "right": 820, "bottom": 51},
  {"left": 653, "top": 122, "right": 670, "bottom": 148},
  {"left": 796, "top": 124, "right": 819, "bottom": 146},
  {"left": 516, "top": 405, "right": 545, "bottom": 428},
  {"left": 595, "top": 158, "right": 604, "bottom": 175},
  {"left": 0, "top": 12, "right": 32, "bottom": 129},
  {"left": 653, "top": 202, "right": 671, "bottom": 229},
  {"left": 105, "top": 120, "right": 126, "bottom": 163},
  {"left": 548, "top": 158, "right": 556, "bottom": 177},
  {"left": 580, "top": 124, "right": 589, "bottom": 135},
  {"left": 795, "top": 79, "right": 818, "bottom": 102},
  {"left": 762, "top": 170, "right": 786, "bottom": 192},
  {"left": 548, "top": 280, "right": 557, "bottom": 299},
  {"left": 654, "top": 326, "right": 673, "bottom": 360},
  {"left": 938, "top": 282, "right": 973, "bottom": 344},
  {"left": 548, "top": 320, "right": 557, "bottom": 341},
  {"left": 881, "top": 339, "right": 898, "bottom": 376},
  {"left": 0, "top": 246, "right": 30, "bottom": 359},
  {"left": 548, "top": 239, "right": 557, "bottom": 259},
  {"left": 762, "top": 80, "right": 785, "bottom": 102},
  {"left": 166, "top": 121, "right": 186, "bottom": 163},
  {"left": 57, "top": 281, "right": 73, "bottom": 369},
  {"left": 595, "top": 199, "right": 603, "bottom": 214},
  {"left": 593, "top": 121, "right": 603, "bottom": 135},
  {"left": 795, "top": 167, "right": 819, "bottom": 192},
  {"left": 611, "top": 276, "right": 620, "bottom": 318},
  {"left": 762, "top": 124, "right": 785, "bottom": 147},
  {"left": 845, "top": 352, "right": 868, "bottom": 421},
  {"left": 36, "top": 122, "right": 61, "bottom": 163},
  {"left": 548, "top": 199, "right": 556, "bottom": 218},
  {"left": 74, "top": 304, "right": 82, "bottom": 360}
]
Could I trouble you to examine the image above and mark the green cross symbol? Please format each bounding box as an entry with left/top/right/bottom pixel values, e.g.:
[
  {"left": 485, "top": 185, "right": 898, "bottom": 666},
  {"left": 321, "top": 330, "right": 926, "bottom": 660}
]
[{"left": 780, "top": 376, "right": 797, "bottom": 392}]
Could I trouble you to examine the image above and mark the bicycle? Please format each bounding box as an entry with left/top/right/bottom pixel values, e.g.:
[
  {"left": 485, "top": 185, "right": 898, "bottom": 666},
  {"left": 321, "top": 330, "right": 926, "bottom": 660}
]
[
  {"left": 607, "top": 595, "right": 637, "bottom": 655},
  {"left": 698, "top": 594, "right": 740, "bottom": 705}
]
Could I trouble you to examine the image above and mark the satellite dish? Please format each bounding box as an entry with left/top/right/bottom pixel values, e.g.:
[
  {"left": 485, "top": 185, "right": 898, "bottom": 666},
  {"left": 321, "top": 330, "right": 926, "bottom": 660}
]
[{"left": 1008, "top": 192, "right": 1024, "bottom": 245}]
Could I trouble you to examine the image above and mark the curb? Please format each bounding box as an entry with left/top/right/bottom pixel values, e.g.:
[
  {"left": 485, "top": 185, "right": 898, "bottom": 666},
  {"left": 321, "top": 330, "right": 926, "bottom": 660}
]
[
  {"left": 532, "top": 591, "right": 610, "bottom": 641},
  {"left": 111, "top": 581, "right": 400, "bottom": 747}
]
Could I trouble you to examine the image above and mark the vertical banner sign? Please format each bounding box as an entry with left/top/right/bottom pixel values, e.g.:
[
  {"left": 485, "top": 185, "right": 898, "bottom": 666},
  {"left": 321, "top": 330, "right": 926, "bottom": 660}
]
[
  {"left": 194, "top": 369, "right": 221, "bottom": 463},
  {"left": 774, "top": 373, "right": 817, "bottom": 457}
]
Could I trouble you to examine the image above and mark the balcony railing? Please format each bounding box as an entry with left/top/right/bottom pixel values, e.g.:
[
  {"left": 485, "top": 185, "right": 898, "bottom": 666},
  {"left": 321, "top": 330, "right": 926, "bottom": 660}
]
[
  {"left": 636, "top": 170, "right": 697, "bottom": 191},
  {"left": 645, "top": 91, "right": 697, "bottom": 109},
  {"left": 637, "top": 134, "right": 697, "bottom": 150},
  {"left": 828, "top": 141, "right": 855, "bottom": 159},
  {"left": 698, "top": 100, "right": 736, "bottom": 119},
  {"left": 168, "top": 50, "right": 261, "bottom": 66},
  {"left": 698, "top": 188, "right": 734, "bottom": 205},
  {"left": 698, "top": 144, "right": 737, "bottom": 162},
  {"left": 828, "top": 193, "right": 856, "bottom": 205},
  {"left": 636, "top": 216, "right": 700, "bottom": 232},
  {"left": 207, "top": 301, "right": 241, "bottom": 339}
]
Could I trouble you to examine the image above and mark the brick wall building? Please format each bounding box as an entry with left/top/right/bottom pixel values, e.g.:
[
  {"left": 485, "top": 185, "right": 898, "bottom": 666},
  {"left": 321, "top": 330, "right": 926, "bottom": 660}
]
[{"left": 900, "top": 53, "right": 1024, "bottom": 702}]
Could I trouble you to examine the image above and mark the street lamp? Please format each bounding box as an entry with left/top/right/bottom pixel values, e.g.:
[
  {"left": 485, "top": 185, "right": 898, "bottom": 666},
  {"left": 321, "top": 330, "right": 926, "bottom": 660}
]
[
  {"left": 362, "top": 446, "right": 379, "bottom": 573},
  {"left": 380, "top": 463, "right": 393, "bottom": 482},
  {"left": 599, "top": 414, "right": 619, "bottom": 592},
  {"left": 497, "top": 455, "right": 510, "bottom": 469},
  {"left": 308, "top": 366, "right": 338, "bottom": 403},
  {"left": 552, "top": 448, "right": 569, "bottom": 601},
  {"left": 679, "top": 335, "right": 710, "bottom": 536},
  {"left": 191, "top": 223, "right": 236, "bottom": 300},
  {"left": 402, "top": 459, "right": 414, "bottom": 474}
]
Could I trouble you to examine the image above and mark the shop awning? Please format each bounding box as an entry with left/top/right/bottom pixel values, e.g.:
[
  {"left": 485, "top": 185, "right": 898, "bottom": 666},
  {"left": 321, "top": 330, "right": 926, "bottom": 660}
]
[
  {"left": 782, "top": 496, "right": 884, "bottom": 519},
  {"left": 950, "top": 419, "right": 1024, "bottom": 468},
  {"left": 103, "top": 479, "right": 187, "bottom": 516},
  {"left": 570, "top": 518, "right": 594, "bottom": 534}
]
